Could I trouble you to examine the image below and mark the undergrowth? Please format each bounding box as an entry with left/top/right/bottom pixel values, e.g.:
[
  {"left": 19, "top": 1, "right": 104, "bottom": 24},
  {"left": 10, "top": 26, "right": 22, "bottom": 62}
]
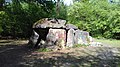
[
  {"left": 72, "top": 44, "right": 89, "bottom": 48},
  {"left": 37, "top": 48, "right": 52, "bottom": 52}
]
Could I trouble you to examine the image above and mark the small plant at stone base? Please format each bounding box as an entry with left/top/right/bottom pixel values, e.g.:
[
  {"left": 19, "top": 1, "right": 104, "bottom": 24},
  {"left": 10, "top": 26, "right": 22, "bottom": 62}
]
[
  {"left": 72, "top": 44, "right": 82, "bottom": 48},
  {"left": 72, "top": 44, "right": 89, "bottom": 48},
  {"left": 37, "top": 48, "right": 52, "bottom": 52}
]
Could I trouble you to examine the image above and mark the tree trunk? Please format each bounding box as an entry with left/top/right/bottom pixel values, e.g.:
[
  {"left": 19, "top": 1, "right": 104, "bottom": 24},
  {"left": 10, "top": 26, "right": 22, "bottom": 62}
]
[
  {"left": 56, "top": 0, "right": 60, "bottom": 16},
  {"left": 0, "top": 0, "right": 4, "bottom": 10}
]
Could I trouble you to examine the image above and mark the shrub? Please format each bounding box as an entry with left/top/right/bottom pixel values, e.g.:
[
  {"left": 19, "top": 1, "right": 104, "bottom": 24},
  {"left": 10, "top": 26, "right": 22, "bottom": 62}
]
[{"left": 67, "top": 0, "right": 120, "bottom": 39}]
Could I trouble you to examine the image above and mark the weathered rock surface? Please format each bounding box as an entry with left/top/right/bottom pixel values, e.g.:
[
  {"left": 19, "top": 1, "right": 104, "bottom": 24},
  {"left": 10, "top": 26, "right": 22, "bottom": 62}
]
[
  {"left": 28, "top": 30, "right": 39, "bottom": 47},
  {"left": 81, "top": 31, "right": 90, "bottom": 45},
  {"left": 74, "top": 30, "right": 83, "bottom": 44},
  {"left": 33, "top": 18, "right": 66, "bottom": 29},
  {"left": 66, "top": 24, "right": 78, "bottom": 30},
  {"left": 66, "top": 29, "right": 75, "bottom": 47},
  {"left": 46, "top": 29, "right": 66, "bottom": 49},
  {"left": 29, "top": 18, "right": 100, "bottom": 50}
]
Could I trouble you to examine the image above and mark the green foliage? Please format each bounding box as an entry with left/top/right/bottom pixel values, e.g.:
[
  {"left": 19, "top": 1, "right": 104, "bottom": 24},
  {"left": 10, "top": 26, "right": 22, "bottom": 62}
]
[
  {"left": 1, "top": 0, "right": 120, "bottom": 39},
  {"left": 0, "top": 11, "right": 4, "bottom": 33},
  {"left": 67, "top": 0, "right": 120, "bottom": 39},
  {"left": 72, "top": 44, "right": 82, "bottom": 48},
  {"left": 0, "top": 0, "right": 67, "bottom": 38},
  {"left": 72, "top": 44, "right": 88, "bottom": 48}
]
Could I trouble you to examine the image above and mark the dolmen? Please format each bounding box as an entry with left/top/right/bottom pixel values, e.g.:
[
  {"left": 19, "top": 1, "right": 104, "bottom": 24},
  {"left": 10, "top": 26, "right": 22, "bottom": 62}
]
[{"left": 28, "top": 18, "right": 100, "bottom": 50}]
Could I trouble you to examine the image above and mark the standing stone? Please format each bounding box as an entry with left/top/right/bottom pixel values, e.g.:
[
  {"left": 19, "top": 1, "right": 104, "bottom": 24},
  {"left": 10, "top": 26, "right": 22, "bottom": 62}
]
[
  {"left": 66, "top": 29, "right": 75, "bottom": 47},
  {"left": 28, "top": 30, "right": 39, "bottom": 47},
  {"left": 81, "top": 31, "right": 90, "bottom": 45},
  {"left": 46, "top": 29, "right": 56, "bottom": 45},
  {"left": 74, "top": 30, "right": 83, "bottom": 44},
  {"left": 46, "top": 29, "right": 66, "bottom": 48},
  {"left": 74, "top": 30, "right": 91, "bottom": 45}
]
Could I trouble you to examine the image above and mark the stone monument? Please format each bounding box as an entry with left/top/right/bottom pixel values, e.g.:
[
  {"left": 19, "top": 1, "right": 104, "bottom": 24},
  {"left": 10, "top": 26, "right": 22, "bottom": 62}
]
[{"left": 28, "top": 18, "right": 99, "bottom": 50}]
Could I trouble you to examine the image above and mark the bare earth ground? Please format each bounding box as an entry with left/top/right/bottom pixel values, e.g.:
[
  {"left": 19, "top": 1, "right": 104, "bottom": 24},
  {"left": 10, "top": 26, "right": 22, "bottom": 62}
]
[{"left": 0, "top": 40, "right": 120, "bottom": 67}]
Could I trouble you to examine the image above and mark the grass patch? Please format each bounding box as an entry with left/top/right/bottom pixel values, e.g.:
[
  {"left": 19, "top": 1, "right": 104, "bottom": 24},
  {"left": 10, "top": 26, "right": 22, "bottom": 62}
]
[
  {"left": 72, "top": 44, "right": 88, "bottom": 48},
  {"left": 95, "top": 38, "right": 120, "bottom": 47},
  {"left": 37, "top": 48, "right": 52, "bottom": 52}
]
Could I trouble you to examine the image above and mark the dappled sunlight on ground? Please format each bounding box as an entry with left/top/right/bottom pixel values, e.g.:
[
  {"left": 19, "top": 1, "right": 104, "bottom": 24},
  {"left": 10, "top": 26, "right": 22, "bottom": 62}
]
[
  {"left": 0, "top": 40, "right": 120, "bottom": 67},
  {"left": 26, "top": 47, "right": 120, "bottom": 67}
]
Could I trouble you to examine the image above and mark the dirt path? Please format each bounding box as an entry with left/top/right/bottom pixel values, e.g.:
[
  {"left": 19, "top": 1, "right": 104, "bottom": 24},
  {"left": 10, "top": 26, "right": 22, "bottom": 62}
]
[{"left": 0, "top": 40, "right": 120, "bottom": 67}]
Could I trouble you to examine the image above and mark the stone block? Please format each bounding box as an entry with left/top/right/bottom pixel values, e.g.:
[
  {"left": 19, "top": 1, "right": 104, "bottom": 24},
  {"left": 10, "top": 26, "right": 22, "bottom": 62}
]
[
  {"left": 46, "top": 29, "right": 66, "bottom": 49},
  {"left": 66, "top": 29, "right": 75, "bottom": 47}
]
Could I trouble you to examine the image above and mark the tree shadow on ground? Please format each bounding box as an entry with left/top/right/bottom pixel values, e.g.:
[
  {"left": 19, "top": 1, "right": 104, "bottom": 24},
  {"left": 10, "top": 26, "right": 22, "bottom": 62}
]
[
  {"left": 0, "top": 42, "right": 35, "bottom": 67},
  {"left": 0, "top": 40, "right": 120, "bottom": 67},
  {"left": 28, "top": 47, "right": 120, "bottom": 67}
]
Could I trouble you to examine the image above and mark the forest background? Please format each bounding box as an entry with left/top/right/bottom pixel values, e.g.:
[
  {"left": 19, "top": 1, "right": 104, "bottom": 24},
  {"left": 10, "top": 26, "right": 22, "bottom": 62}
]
[{"left": 0, "top": 0, "right": 120, "bottom": 39}]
